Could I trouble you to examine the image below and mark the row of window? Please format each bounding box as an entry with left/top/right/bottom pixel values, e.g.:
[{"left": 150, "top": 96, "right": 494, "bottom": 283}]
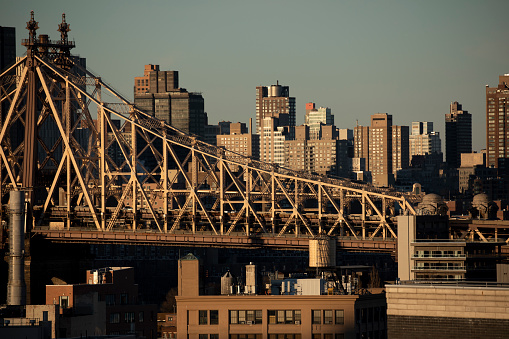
[
  {"left": 109, "top": 311, "right": 143, "bottom": 324},
  {"left": 199, "top": 309, "right": 345, "bottom": 326}
]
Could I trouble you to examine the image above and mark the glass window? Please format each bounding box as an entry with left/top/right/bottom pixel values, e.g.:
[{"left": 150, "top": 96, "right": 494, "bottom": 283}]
[
  {"left": 210, "top": 310, "right": 218, "bottom": 325},
  {"left": 199, "top": 335, "right": 208, "bottom": 339},
  {"left": 324, "top": 310, "right": 333, "bottom": 324},
  {"left": 210, "top": 335, "right": 219, "bottom": 339},
  {"left": 239, "top": 310, "right": 246, "bottom": 324},
  {"left": 312, "top": 310, "right": 321, "bottom": 324},
  {"left": 335, "top": 310, "right": 344, "bottom": 324},
  {"left": 199, "top": 310, "right": 208, "bottom": 325},
  {"left": 230, "top": 310, "right": 238, "bottom": 324},
  {"left": 109, "top": 312, "right": 120, "bottom": 324},
  {"left": 268, "top": 310, "right": 276, "bottom": 324},
  {"left": 139, "top": 311, "right": 144, "bottom": 323},
  {"left": 124, "top": 312, "right": 135, "bottom": 323}
]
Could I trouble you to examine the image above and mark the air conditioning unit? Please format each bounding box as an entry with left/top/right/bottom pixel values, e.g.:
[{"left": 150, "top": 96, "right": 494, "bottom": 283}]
[
  {"left": 295, "top": 320, "right": 300, "bottom": 325},
  {"left": 246, "top": 321, "right": 253, "bottom": 325}
]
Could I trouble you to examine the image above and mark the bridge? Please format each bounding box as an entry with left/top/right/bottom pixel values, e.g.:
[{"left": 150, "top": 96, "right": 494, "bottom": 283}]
[{"left": 0, "top": 13, "right": 419, "bottom": 253}]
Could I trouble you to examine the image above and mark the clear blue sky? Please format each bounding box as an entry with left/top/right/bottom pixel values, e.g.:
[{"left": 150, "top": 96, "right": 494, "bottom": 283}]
[{"left": 2, "top": 0, "right": 509, "bottom": 151}]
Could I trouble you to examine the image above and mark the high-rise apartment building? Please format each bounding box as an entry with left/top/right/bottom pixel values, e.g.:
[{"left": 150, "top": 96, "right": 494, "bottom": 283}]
[
  {"left": 354, "top": 125, "right": 370, "bottom": 170},
  {"left": 260, "top": 115, "right": 289, "bottom": 166},
  {"left": 446, "top": 101, "right": 472, "bottom": 169},
  {"left": 255, "top": 82, "right": 295, "bottom": 138},
  {"left": 409, "top": 122, "right": 442, "bottom": 165},
  {"left": 0, "top": 26, "right": 16, "bottom": 71},
  {"left": 216, "top": 121, "right": 259, "bottom": 160},
  {"left": 486, "top": 75, "right": 509, "bottom": 168},
  {"left": 369, "top": 114, "right": 393, "bottom": 187},
  {"left": 304, "top": 103, "right": 334, "bottom": 139},
  {"left": 392, "top": 125, "right": 409, "bottom": 176},
  {"left": 134, "top": 64, "right": 207, "bottom": 137},
  {"left": 285, "top": 125, "right": 349, "bottom": 177}
]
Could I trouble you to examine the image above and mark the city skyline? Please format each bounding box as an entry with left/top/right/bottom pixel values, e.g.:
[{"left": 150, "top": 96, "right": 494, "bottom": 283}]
[{"left": 2, "top": 1, "right": 509, "bottom": 152}]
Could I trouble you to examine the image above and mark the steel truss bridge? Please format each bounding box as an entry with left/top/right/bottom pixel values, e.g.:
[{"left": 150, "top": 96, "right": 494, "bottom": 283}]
[{"left": 0, "top": 13, "right": 420, "bottom": 253}]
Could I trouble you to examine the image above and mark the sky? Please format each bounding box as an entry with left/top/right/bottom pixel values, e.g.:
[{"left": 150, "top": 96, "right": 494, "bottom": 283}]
[{"left": 2, "top": 0, "right": 509, "bottom": 152}]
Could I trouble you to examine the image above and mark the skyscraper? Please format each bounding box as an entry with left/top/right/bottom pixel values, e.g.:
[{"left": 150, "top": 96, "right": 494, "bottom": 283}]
[
  {"left": 486, "top": 75, "right": 509, "bottom": 168},
  {"left": 255, "top": 82, "right": 295, "bottom": 138},
  {"left": 305, "top": 105, "right": 334, "bottom": 139},
  {"left": 392, "top": 125, "right": 409, "bottom": 175},
  {"left": 134, "top": 64, "right": 207, "bottom": 137},
  {"left": 409, "top": 122, "right": 442, "bottom": 164},
  {"left": 0, "top": 26, "right": 16, "bottom": 72},
  {"left": 445, "top": 101, "right": 472, "bottom": 169},
  {"left": 369, "top": 113, "right": 393, "bottom": 187}
]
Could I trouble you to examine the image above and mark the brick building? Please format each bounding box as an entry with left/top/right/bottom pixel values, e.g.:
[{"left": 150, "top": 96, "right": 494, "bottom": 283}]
[{"left": 46, "top": 267, "right": 157, "bottom": 338}]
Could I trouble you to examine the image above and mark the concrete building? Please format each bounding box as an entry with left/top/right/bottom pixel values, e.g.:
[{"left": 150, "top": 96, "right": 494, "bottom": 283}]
[
  {"left": 0, "top": 26, "right": 16, "bottom": 72},
  {"left": 305, "top": 105, "right": 334, "bottom": 140},
  {"left": 216, "top": 121, "right": 260, "bottom": 160},
  {"left": 285, "top": 125, "right": 350, "bottom": 177},
  {"left": 397, "top": 215, "right": 503, "bottom": 281},
  {"left": 260, "top": 116, "right": 289, "bottom": 166},
  {"left": 391, "top": 125, "right": 409, "bottom": 177},
  {"left": 369, "top": 114, "right": 393, "bottom": 187},
  {"left": 486, "top": 74, "right": 509, "bottom": 168},
  {"left": 175, "top": 254, "right": 387, "bottom": 339},
  {"left": 386, "top": 283, "right": 509, "bottom": 339},
  {"left": 446, "top": 101, "right": 472, "bottom": 169},
  {"left": 45, "top": 267, "right": 157, "bottom": 338},
  {"left": 354, "top": 125, "right": 369, "bottom": 171},
  {"left": 409, "top": 121, "right": 442, "bottom": 164},
  {"left": 256, "top": 82, "right": 296, "bottom": 138},
  {"left": 134, "top": 64, "right": 208, "bottom": 137}
]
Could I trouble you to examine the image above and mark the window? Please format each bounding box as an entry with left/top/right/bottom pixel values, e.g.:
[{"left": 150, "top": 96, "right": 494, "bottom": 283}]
[
  {"left": 110, "top": 313, "right": 120, "bottom": 324},
  {"left": 312, "top": 310, "right": 321, "bottom": 324},
  {"left": 120, "top": 293, "right": 128, "bottom": 305},
  {"left": 125, "top": 312, "right": 135, "bottom": 323},
  {"left": 335, "top": 310, "right": 344, "bottom": 324},
  {"left": 199, "top": 335, "right": 208, "bottom": 339},
  {"left": 59, "top": 296, "right": 69, "bottom": 308},
  {"left": 210, "top": 310, "right": 219, "bottom": 325},
  {"left": 231, "top": 310, "right": 262, "bottom": 324},
  {"left": 210, "top": 335, "right": 219, "bottom": 339},
  {"left": 139, "top": 311, "right": 144, "bottom": 323},
  {"left": 324, "top": 310, "right": 333, "bottom": 324},
  {"left": 199, "top": 310, "right": 208, "bottom": 325},
  {"left": 105, "top": 294, "right": 115, "bottom": 306}
]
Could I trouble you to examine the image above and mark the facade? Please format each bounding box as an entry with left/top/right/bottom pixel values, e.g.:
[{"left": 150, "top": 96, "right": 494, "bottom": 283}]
[
  {"left": 217, "top": 121, "right": 260, "bottom": 159},
  {"left": 45, "top": 267, "right": 157, "bottom": 338},
  {"left": 353, "top": 125, "right": 369, "bottom": 171},
  {"left": 285, "top": 125, "right": 350, "bottom": 177},
  {"left": 409, "top": 121, "right": 441, "bottom": 164},
  {"left": 397, "top": 215, "right": 503, "bottom": 281},
  {"left": 386, "top": 283, "right": 509, "bottom": 339},
  {"left": 134, "top": 64, "right": 207, "bottom": 137},
  {"left": 369, "top": 114, "right": 393, "bottom": 187},
  {"left": 175, "top": 255, "right": 387, "bottom": 339},
  {"left": 486, "top": 74, "right": 509, "bottom": 168},
  {"left": 305, "top": 105, "right": 334, "bottom": 139},
  {"left": 260, "top": 116, "right": 289, "bottom": 166},
  {"left": 0, "top": 26, "right": 16, "bottom": 71},
  {"left": 391, "top": 125, "right": 409, "bottom": 177},
  {"left": 256, "top": 82, "right": 296, "bottom": 138},
  {"left": 446, "top": 101, "right": 472, "bottom": 169},
  {"left": 158, "top": 312, "right": 177, "bottom": 339}
]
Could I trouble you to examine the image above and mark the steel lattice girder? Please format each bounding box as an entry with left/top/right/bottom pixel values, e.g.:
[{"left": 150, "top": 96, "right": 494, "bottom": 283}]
[{"left": 0, "top": 53, "right": 418, "bottom": 241}]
